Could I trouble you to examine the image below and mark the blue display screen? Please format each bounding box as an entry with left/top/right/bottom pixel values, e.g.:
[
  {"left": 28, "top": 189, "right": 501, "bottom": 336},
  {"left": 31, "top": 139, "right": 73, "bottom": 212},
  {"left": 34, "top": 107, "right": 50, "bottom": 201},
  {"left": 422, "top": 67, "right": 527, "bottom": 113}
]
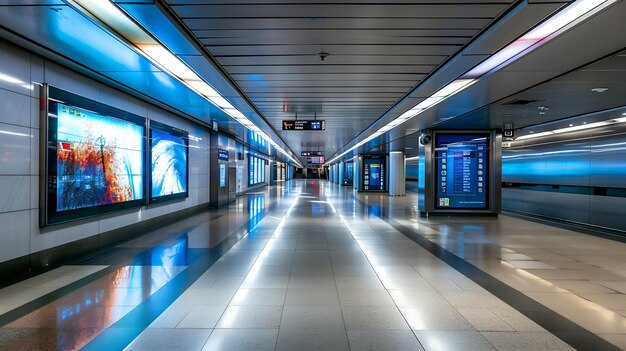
[
  {"left": 56, "top": 103, "right": 144, "bottom": 211},
  {"left": 363, "top": 156, "right": 385, "bottom": 191},
  {"left": 435, "top": 134, "right": 488, "bottom": 209},
  {"left": 151, "top": 128, "right": 188, "bottom": 200},
  {"left": 219, "top": 163, "right": 227, "bottom": 188},
  {"left": 344, "top": 161, "right": 354, "bottom": 185}
]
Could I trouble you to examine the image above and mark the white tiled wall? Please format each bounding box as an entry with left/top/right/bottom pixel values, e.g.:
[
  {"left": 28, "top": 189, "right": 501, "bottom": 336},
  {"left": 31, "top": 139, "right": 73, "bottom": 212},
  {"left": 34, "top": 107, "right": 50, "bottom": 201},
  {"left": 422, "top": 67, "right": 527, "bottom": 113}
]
[{"left": 0, "top": 39, "right": 211, "bottom": 264}]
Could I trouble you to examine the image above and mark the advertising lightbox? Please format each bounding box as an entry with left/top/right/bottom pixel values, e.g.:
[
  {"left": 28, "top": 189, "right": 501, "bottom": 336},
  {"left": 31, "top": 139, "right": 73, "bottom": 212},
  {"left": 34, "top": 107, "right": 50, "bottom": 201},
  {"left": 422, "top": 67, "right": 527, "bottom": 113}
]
[
  {"left": 43, "top": 86, "right": 146, "bottom": 225},
  {"left": 149, "top": 121, "right": 189, "bottom": 204}
]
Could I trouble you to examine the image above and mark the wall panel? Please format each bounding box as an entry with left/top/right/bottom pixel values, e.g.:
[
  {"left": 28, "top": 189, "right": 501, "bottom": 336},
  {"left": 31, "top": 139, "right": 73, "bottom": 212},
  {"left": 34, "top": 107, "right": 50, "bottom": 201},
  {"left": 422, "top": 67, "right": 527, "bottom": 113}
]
[{"left": 0, "top": 38, "right": 211, "bottom": 266}]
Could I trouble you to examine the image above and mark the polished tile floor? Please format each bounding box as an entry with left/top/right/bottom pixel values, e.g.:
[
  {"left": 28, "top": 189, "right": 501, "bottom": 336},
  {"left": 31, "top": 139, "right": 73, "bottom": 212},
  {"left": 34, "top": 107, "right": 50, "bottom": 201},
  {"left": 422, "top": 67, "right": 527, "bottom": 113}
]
[{"left": 0, "top": 179, "right": 625, "bottom": 350}]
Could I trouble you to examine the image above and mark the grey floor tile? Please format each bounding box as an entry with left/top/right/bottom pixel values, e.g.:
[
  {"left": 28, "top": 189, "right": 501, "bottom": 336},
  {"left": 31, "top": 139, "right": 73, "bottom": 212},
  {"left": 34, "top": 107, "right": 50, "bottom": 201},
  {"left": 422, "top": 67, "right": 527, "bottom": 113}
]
[
  {"left": 201, "top": 329, "right": 278, "bottom": 351},
  {"left": 230, "top": 288, "right": 286, "bottom": 306},
  {"left": 338, "top": 289, "right": 394, "bottom": 306},
  {"left": 177, "top": 306, "right": 227, "bottom": 329},
  {"left": 149, "top": 305, "right": 192, "bottom": 328},
  {"left": 342, "top": 306, "right": 410, "bottom": 330},
  {"left": 216, "top": 305, "right": 282, "bottom": 329},
  {"left": 388, "top": 290, "right": 449, "bottom": 308},
  {"left": 125, "top": 328, "right": 212, "bottom": 351},
  {"left": 290, "top": 264, "right": 334, "bottom": 276},
  {"left": 400, "top": 306, "right": 474, "bottom": 331},
  {"left": 456, "top": 308, "right": 514, "bottom": 332},
  {"left": 380, "top": 276, "right": 434, "bottom": 290},
  {"left": 284, "top": 288, "right": 340, "bottom": 306},
  {"left": 348, "top": 330, "right": 425, "bottom": 351},
  {"left": 241, "top": 275, "right": 290, "bottom": 289},
  {"left": 280, "top": 306, "right": 345, "bottom": 329},
  {"left": 276, "top": 329, "right": 350, "bottom": 351},
  {"left": 415, "top": 330, "right": 496, "bottom": 351},
  {"left": 288, "top": 276, "right": 336, "bottom": 290},
  {"left": 332, "top": 266, "right": 378, "bottom": 278},
  {"left": 335, "top": 277, "right": 385, "bottom": 290},
  {"left": 481, "top": 331, "right": 575, "bottom": 351},
  {"left": 176, "top": 288, "right": 237, "bottom": 306},
  {"left": 487, "top": 307, "right": 545, "bottom": 332}
]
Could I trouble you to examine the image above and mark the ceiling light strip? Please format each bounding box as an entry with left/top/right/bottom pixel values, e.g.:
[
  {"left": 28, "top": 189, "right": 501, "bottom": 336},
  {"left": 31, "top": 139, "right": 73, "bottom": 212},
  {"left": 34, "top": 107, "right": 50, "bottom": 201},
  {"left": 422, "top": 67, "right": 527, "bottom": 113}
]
[
  {"left": 516, "top": 114, "right": 626, "bottom": 140},
  {"left": 69, "top": 0, "right": 301, "bottom": 167},
  {"left": 327, "top": 0, "right": 617, "bottom": 165}
]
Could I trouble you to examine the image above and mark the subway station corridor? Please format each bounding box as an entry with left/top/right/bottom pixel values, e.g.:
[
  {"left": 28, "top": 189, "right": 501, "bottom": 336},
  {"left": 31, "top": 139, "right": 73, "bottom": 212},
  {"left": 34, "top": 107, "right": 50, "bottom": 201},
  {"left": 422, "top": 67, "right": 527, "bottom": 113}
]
[
  {"left": 1, "top": 179, "right": 625, "bottom": 350},
  {"left": 2, "top": 1, "right": 626, "bottom": 350}
]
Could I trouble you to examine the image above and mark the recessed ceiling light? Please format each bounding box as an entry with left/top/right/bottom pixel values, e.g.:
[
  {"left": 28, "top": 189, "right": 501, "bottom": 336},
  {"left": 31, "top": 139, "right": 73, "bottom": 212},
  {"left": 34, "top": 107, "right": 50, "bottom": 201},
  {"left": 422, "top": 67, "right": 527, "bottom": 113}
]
[{"left": 591, "top": 87, "right": 609, "bottom": 93}]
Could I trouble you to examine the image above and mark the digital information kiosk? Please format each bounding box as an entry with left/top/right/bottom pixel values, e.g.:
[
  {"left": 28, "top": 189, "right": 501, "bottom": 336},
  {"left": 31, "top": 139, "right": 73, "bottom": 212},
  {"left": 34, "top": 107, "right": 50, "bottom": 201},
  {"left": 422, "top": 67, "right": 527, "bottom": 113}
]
[
  {"left": 356, "top": 155, "right": 387, "bottom": 192},
  {"left": 418, "top": 130, "right": 501, "bottom": 216}
]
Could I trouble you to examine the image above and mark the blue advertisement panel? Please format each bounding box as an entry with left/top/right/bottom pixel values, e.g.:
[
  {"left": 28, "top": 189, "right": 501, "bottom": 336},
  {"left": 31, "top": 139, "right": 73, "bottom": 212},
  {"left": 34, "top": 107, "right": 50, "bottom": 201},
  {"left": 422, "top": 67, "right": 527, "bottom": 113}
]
[
  {"left": 219, "top": 163, "right": 227, "bottom": 188},
  {"left": 56, "top": 103, "right": 144, "bottom": 211},
  {"left": 435, "top": 133, "right": 489, "bottom": 209},
  {"left": 362, "top": 156, "right": 385, "bottom": 191},
  {"left": 150, "top": 126, "right": 188, "bottom": 203},
  {"left": 249, "top": 154, "right": 266, "bottom": 186},
  {"left": 45, "top": 86, "right": 146, "bottom": 225},
  {"left": 343, "top": 161, "right": 354, "bottom": 185}
]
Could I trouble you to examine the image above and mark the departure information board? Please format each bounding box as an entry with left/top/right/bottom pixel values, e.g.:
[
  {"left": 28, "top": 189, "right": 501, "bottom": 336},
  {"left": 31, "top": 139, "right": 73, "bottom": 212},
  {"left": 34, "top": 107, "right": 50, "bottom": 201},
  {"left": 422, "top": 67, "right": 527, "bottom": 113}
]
[
  {"left": 435, "top": 134, "right": 488, "bottom": 209},
  {"left": 362, "top": 156, "right": 385, "bottom": 191},
  {"left": 282, "top": 120, "right": 326, "bottom": 131},
  {"left": 301, "top": 151, "right": 323, "bottom": 156}
]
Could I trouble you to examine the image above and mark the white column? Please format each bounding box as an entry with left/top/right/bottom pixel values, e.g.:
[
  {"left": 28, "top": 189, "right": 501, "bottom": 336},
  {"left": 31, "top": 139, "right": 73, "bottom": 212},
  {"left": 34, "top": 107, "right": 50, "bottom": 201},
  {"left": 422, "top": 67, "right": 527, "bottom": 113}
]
[{"left": 389, "top": 151, "right": 406, "bottom": 196}]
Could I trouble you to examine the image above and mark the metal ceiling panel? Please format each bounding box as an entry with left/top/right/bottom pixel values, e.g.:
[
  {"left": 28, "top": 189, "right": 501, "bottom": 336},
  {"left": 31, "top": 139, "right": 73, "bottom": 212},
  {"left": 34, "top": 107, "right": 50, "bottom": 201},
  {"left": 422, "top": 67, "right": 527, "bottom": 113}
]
[
  {"left": 462, "top": 1, "right": 566, "bottom": 55},
  {"left": 162, "top": 0, "right": 519, "bottom": 159},
  {"left": 181, "top": 18, "right": 494, "bottom": 31},
  {"left": 168, "top": 0, "right": 514, "bottom": 4},
  {"left": 217, "top": 55, "right": 448, "bottom": 66},
  {"left": 206, "top": 44, "right": 462, "bottom": 57},
  {"left": 170, "top": 4, "right": 509, "bottom": 18}
]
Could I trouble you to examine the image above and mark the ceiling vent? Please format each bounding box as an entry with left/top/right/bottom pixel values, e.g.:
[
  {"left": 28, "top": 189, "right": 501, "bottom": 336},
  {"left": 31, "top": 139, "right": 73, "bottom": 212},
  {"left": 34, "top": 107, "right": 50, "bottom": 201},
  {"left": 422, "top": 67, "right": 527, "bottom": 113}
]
[{"left": 503, "top": 99, "right": 539, "bottom": 105}]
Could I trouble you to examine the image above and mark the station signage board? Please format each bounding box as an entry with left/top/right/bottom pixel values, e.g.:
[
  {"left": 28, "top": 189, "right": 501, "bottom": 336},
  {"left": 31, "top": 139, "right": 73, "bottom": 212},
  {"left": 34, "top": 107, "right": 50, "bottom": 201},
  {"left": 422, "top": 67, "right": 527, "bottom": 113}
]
[
  {"left": 282, "top": 120, "right": 326, "bottom": 131},
  {"left": 301, "top": 151, "right": 324, "bottom": 156},
  {"left": 217, "top": 148, "right": 229, "bottom": 161}
]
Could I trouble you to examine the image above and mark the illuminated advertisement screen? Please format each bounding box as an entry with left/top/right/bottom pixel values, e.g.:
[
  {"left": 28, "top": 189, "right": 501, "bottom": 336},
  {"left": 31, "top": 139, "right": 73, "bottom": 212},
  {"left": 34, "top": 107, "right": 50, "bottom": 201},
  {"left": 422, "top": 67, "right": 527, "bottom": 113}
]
[
  {"left": 362, "top": 156, "right": 385, "bottom": 191},
  {"left": 306, "top": 156, "right": 325, "bottom": 165},
  {"left": 249, "top": 155, "right": 266, "bottom": 186},
  {"left": 435, "top": 133, "right": 489, "bottom": 209},
  {"left": 219, "top": 163, "right": 227, "bottom": 188},
  {"left": 149, "top": 121, "right": 189, "bottom": 203},
  {"left": 45, "top": 87, "right": 146, "bottom": 225},
  {"left": 344, "top": 161, "right": 354, "bottom": 185}
]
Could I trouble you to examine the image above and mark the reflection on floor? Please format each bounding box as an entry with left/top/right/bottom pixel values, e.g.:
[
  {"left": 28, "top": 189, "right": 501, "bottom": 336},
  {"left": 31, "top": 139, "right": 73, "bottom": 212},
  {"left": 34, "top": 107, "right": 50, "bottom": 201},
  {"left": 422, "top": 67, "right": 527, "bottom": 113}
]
[{"left": 0, "top": 180, "right": 624, "bottom": 350}]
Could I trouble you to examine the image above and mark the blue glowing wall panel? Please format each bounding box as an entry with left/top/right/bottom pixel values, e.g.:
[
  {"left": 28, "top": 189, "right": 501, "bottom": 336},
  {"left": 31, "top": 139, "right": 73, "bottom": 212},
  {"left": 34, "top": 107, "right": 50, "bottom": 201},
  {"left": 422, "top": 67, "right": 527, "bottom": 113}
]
[
  {"left": 435, "top": 134, "right": 489, "bottom": 209},
  {"left": 149, "top": 122, "right": 189, "bottom": 203},
  {"left": 56, "top": 104, "right": 144, "bottom": 211}
]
